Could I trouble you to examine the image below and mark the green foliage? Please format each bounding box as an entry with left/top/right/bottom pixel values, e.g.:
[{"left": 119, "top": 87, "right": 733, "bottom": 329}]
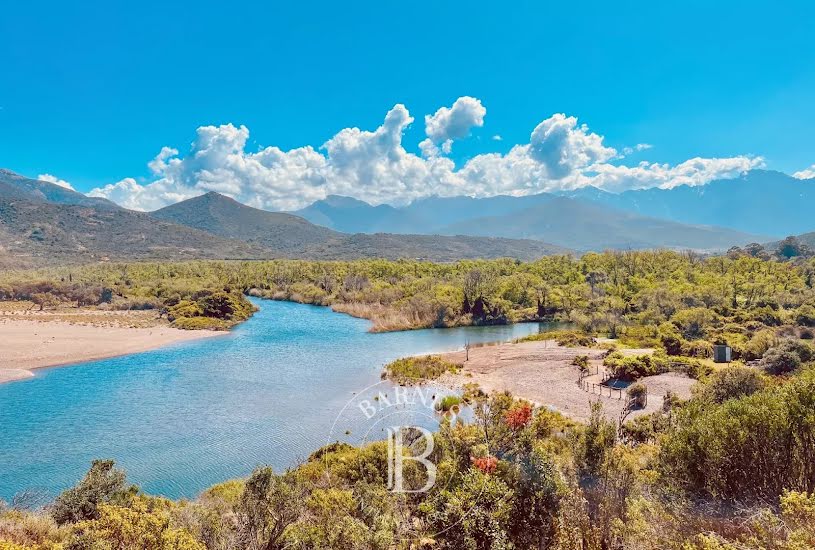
[
  {"left": 235, "top": 467, "right": 303, "bottom": 550},
  {"left": 51, "top": 460, "right": 133, "bottom": 526},
  {"left": 796, "top": 304, "right": 815, "bottom": 327},
  {"left": 436, "top": 395, "right": 462, "bottom": 412},
  {"left": 604, "top": 351, "right": 667, "bottom": 381},
  {"left": 518, "top": 329, "right": 594, "bottom": 347},
  {"left": 167, "top": 291, "right": 254, "bottom": 330},
  {"left": 67, "top": 500, "right": 204, "bottom": 550},
  {"left": 759, "top": 339, "right": 812, "bottom": 375},
  {"left": 660, "top": 369, "right": 815, "bottom": 502},
  {"left": 384, "top": 355, "right": 459, "bottom": 384},
  {"left": 425, "top": 469, "right": 514, "bottom": 550},
  {"left": 698, "top": 366, "right": 766, "bottom": 404},
  {"left": 627, "top": 382, "right": 648, "bottom": 409},
  {"left": 576, "top": 402, "right": 617, "bottom": 478}
]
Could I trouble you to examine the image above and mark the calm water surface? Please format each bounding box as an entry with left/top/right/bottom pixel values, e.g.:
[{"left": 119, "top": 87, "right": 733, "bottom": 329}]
[{"left": 0, "top": 299, "right": 554, "bottom": 500}]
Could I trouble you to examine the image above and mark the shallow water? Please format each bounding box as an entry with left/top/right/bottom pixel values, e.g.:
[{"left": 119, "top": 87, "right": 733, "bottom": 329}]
[{"left": 0, "top": 299, "right": 555, "bottom": 500}]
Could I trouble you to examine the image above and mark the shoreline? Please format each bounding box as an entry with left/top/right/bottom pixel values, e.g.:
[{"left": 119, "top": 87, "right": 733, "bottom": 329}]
[
  {"left": 434, "top": 339, "right": 697, "bottom": 423},
  {"left": 0, "top": 319, "right": 228, "bottom": 385}
]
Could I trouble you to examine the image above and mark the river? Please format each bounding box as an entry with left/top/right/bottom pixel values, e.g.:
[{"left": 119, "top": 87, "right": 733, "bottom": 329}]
[{"left": 0, "top": 299, "right": 556, "bottom": 500}]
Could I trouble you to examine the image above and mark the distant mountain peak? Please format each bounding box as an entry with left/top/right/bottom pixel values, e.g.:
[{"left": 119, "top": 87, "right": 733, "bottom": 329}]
[{"left": 0, "top": 168, "right": 120, "bottom": 210}]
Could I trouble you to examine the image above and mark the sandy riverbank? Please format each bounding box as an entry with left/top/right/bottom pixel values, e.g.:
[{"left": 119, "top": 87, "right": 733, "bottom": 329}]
[
  {"left": 438, "top": 339, "right": 697, "bottom": 422},
  {"left": 0, "top": 318, "right": 227, "bottom": 384}
]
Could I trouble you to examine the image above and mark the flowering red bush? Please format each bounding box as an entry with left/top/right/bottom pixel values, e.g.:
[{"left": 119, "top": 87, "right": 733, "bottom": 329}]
[
  {"left": 471, "top": 455, "right": 498, "bottom": 474},
  {"left": 503, "top": 403, "right": 533, "bottom": 430}
]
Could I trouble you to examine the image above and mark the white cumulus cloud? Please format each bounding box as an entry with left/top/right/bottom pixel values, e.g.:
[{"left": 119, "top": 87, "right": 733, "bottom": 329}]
[
  {"left": 423, "top": 96, "right": 486, "bottom": 154},
  {"left": 528, "top": 114, "right": 617, "bottom": 179},
  {"left": 88, "top": 99, "right": 762, "bottom": 211},
  {"left": 37, "top": 173, "right": 74, "bottom": 190},
  {"left": 793, "top": 164, "right": 815, "bottom": 180}
]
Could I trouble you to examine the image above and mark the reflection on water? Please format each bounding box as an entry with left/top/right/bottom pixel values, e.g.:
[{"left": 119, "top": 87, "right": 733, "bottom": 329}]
[{"left": 0, "top": 299, "right": 558, "bottom": 499}]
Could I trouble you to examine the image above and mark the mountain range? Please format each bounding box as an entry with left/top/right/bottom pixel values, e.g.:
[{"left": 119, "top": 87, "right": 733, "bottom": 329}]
[
  {"left": 560, "top": 170, "right": 815, "bottom": 236},
  {"left": 0, "top": 170, "right": 566, "bottom": 267},
  {"left": 295, "top": 188, "right": 769, "bottom": 251},
  {"left": 2, "top": 167, "right": 810, "bottom": 268}
]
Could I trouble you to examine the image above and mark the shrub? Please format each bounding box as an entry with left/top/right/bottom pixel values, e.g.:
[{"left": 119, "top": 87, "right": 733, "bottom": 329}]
[
  {"left": 796, "top": 305, "right": 815, "bottom": 327},
  {"left": 627, "top": 383, "right": 648, "bottom": 409},
  {"left": 699, "top": 366, "right": 765, "bottom": 403},
  {"left": 681, "top": 339, "right": 713, "bottom": 359},
  {"left": 167, "top": 300, "right": 203, "bottom": 320},
  {"left": 518, "top": 330, "right": 594, "bottom": 347},
  {"left": 51, "top": 460, "right": 132, "bottom": 525},
  {"left": 436, "top": 395, "right": 462, "bottom": 412},
  {"left": 672, "top": 308, "right": 719, "bottom": 339},
  {"left": 171, "top": 316, "right": 230, "bottom": 330},
  {"left": 604, "top": 351, "right": 668, "bottom": 381},
  {"left": 761, "top": 349, "right": 801, "bottom": 375},
  {"left": 777, "top": 338, "right": 814, "bottom": 362},
  {"left": 572, "top": 355, "right": 589, "bottom": 371},
  {"left": 660, "top": 369, "right": 815, "bottom": 502},
  {"left": 750, "top": 305, "right": 782, "bottom": 326},
  {"left": 659, "top": 322, "right": 684, "bottom": 355},
  {"left": 759, "top": 339, "right": 812, "bottom": 375},
  {"left": 503, "top": 402, "right": 533, "bottom": 429},
  {"left": 384, "top": 355, "right": 459, "bottom": 384}
]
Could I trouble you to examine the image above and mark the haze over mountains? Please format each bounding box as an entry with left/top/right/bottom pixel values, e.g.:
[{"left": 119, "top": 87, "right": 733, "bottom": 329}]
[
  {"left": 295, "top": 187, "right": 770, "bottom": 251},
  {"left": 1, "top": 167, "right": 811, "bottom": 267},
  {"left": 561, "top": 170, "right": 815, "bottom": 236},
  {"left": 0, "top": 170, "right": 566, "bottom": 266}
]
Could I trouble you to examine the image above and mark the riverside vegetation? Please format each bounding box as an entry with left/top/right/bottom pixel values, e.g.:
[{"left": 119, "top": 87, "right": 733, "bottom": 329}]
[
  {"left": 2, "top": 245, "right": 815, "bottom": 340},
  {"left": 3, "top": 249, "right": 815, "bottom": 548},
  {"left": 2, "top": 364, "right": 815, "bottom": 549}
]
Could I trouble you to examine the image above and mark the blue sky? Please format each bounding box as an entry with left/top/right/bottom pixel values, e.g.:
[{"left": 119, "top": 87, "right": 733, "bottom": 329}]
[{"left": 1, "top": 0, "right": 814, "bottom": 208}]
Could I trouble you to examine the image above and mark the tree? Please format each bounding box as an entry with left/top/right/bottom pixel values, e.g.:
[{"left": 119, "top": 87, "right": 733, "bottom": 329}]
[
  {"left": 776, "top": 236, "right": 812, "bottom": 260},
  {"left": 51, "top": 460, "right": 132, "bottom": 525},
  {"left": 236, "top": 467, "right": 303, "bottom": 550}
]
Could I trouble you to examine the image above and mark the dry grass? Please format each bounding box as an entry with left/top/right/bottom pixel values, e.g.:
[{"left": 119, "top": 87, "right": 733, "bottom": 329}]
[
  {"left": 0, "top": 509, "right": 64, "bottom": 547},
  {"left": 0, "top": 301, "right": 166, "bottom": 329},
  {"left": 330, "top": 302, "right": 442, "bottom": 332}
]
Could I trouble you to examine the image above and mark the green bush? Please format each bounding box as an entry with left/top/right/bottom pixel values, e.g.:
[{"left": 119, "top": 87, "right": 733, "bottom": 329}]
[
  {"left": 795, "top": 304, "right": 815, "bottom": 327},
  {"left": 572, "top": 354, "right": 589, "bottom": 371},
  {"left": 604, "top": 351, "right": 668, "bottom": 381},
  {"left": 436, "top": 395, "right": 463, "bottom": 412},
  {"left": 518, "top": 330, "right": 594, "bottom": 347},
  {"left": 761, "top": 348, "right": 801, "bottom": 375},
  {"left": 699, "top": 366, "right": 766, "bottom": 403},
  {"left": 660, "top": 369, "right": 815, "bottom": 502},
  {"left": 384, "top": 355, "right": 459, "bottom": 384},
  {"left": 627, "top": 382, "right": 648, "bottom": 409},
  {"left": 681, "top": 339, "right": 713, "bottom": 359},
  {"left": 51, "top": 460, "right": 133, "bottom": 525},
  {"left": 171, "top": 316, "right": 230, "bottom": 330}
]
